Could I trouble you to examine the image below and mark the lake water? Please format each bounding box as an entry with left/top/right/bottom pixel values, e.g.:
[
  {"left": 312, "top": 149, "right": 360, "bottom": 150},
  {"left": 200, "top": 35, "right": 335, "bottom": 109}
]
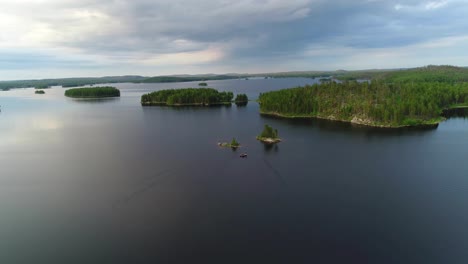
[{"left": 1, "top": 78, "right": 468, "bottom": 264}]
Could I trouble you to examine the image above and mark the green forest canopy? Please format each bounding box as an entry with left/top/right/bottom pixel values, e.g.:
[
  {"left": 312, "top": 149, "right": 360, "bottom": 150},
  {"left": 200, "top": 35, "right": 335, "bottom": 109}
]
[
  {"left": 64, "top": 86, "right": 120, "bottom": 98},
  {"left": 235, "top": 94, "right": 248, "bottom": 102},
  {"left": 259, "top": 79, "right": 468, "bottom": 127},
  {"left": 258, "top": 124, "right": 279, "bottom": 139}
]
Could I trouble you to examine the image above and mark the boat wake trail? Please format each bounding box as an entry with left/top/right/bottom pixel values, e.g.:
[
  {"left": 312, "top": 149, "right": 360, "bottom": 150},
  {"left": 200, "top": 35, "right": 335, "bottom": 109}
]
[
  {"left": 113, "top": 168, "right": 172, "bottom": 208},
  {"left": 263, "top": 158, "right": 287, "bottom": 186}
]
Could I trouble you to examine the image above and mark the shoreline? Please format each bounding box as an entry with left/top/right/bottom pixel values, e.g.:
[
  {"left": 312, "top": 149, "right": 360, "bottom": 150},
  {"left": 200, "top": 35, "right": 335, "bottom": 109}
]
[
  {"left": 259, "top": 111, "right": 441, "bottom": 129},
  {"left": 141, "top": 101, "right": 232, "bottom": 107},
  {"left": 256, "top": 137, "right": 281, "bottom": 144},
  {"left": 66, "top": 95, "right": 120, "bottom": 99}
]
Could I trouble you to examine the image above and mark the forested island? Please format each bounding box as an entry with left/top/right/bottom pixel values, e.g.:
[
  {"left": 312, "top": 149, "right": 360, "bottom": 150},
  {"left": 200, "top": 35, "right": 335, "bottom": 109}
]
[
  {"left": 234, "top": 94, "right": 248, "bottom": 106},
  {"left": 259, "top": 66, "right": 468, "bottom": 128},
  {"left": 141, "top": 88, "right": 234, "bottom": 106},
  {"left": 35, "top": 90, "right": 45, "bottom": 94},
  {"left": 65, "top": 87, "right": 120, "bottom": 98},
  {"left": 257, "top": 125, "right": 281, "bottom": 143},
  {"left": 218, "top": 138, "right": 241, "bottom": 149}
]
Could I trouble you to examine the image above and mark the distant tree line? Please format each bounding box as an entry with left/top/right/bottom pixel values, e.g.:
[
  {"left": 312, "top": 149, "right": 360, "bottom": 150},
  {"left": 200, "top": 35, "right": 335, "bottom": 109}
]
[
  {"left": 142, "top": 75, "right": 244, "bottom": 83},
  {"left": 337, "top": 65, "right": 468, "bottom": 83},
  {"left": 0, "top": 76, "right": 145, "bottom": 90}
]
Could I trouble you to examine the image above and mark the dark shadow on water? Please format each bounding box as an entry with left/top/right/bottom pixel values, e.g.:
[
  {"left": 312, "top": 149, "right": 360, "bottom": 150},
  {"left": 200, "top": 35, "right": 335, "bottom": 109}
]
[
  {"left": 260, "top": 114, "right": 438, "bottom": 137},
  {"left": 263, "top": 142, "right": 279, "bottom": 152},
  {"left": 68, "top": 97, "right": 121, "bottom": 104},
  {"left": 443, "top": 108, "right": 468, "bottom": 119},
  {"left": 142, "top": 104, "right": 232, "bottom": 111}
]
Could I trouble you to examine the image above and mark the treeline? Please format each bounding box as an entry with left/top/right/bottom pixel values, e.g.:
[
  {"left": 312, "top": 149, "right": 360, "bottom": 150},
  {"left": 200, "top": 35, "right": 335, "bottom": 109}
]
[
  {"left": 0, "top": 75, "right": 244, "bottom": 90},
  {"left": 336, "top": 65, "right": 468, "bottom": 83},
  {"left": 65, "top": 87, "right": 120, "bottom": 98},
  {"left": 142, "top": 75, "right": 243, "bottom": 83},
  {"left": 259, "top": 80, "right": 468, "bottom": 127},
  {"left": 141, "top": 88, "right": 234, "bottom": 106},
  {"left": 380, "top": 65, "right": 468, "bottom": 83},
  {"left": 0, "top": 76, "right": 146, "bottom": 90}
]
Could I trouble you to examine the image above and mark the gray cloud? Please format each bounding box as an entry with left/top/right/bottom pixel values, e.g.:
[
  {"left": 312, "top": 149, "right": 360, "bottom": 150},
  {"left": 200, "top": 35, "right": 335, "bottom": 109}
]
[{"left": 0, "top": 0, "right": 467, "bottom": 79}]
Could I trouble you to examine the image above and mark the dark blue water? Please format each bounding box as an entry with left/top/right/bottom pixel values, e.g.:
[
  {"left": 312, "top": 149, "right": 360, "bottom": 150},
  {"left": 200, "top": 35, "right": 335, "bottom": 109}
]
[{"left": 1, "top": 78, "right": 468, "bottom": 264}]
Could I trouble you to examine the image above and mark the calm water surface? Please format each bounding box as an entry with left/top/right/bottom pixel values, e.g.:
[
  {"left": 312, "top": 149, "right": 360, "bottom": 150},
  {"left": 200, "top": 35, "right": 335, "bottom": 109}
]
[{"left": 1, "top": 78, "right": 468, "bottom": 264}]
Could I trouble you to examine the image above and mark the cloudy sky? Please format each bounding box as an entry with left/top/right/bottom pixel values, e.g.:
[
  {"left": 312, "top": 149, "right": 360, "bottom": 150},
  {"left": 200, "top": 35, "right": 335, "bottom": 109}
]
[{"left": 0, "top": 0, "right": 467, "bottom": 80}]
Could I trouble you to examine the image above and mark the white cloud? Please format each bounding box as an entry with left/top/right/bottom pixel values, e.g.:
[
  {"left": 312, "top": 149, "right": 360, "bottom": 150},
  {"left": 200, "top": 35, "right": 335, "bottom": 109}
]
[{"left": 425, "top": 0, "right": 449, "bottom": 9}]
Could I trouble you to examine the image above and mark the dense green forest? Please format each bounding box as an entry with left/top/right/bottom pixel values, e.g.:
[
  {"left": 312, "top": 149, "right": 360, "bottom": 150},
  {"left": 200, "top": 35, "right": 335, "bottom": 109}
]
[
  {"left": 65, "top": 87, "right": 120, "bottom": 98},
  {"left": 235, "top": 94, "right": 248, "bottom": 102},
  {"left": 259, "top": 79, "right": 468, "bottom": 127},
  {"left": 234, "top": 94, "right": 248, "bottom": 106},
  {"left": 141, "top": 88, "right": 234, "bottom": 106}
]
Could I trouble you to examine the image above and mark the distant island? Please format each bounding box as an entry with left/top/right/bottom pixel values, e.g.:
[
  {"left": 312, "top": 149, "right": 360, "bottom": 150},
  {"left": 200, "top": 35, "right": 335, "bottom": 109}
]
[
  {"left": 198, "top": 82, "right": 208, "bottom": 86},
  {"left": 35, "top": 90, "right": 45, "bottom": 94},
  {"left": 257, "top": 124, "right": 281, "bottom": 144},
  {"left": 234, "top": 94, "right": 248, "bottom": 106},
  {"left": 218, "top": 138, "right": 241, "bottom": 149},
  {"left": 141, "top": 88, "right": 234, "bottom": 106},
  {"left": 259, "top": 66, "right": 468, "bottom": 128},
  {"left": 65, "top": 86, "right": 120, "bottom": 98},
  {"left": 141, "top": 75, "right": 243, "bottom": 83}
]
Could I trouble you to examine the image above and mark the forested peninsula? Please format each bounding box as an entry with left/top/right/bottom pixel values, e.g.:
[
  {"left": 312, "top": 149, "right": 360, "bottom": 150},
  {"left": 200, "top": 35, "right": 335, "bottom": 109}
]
[
  {"left": 141, "top": 88, "right": 234, "bottom": 106},
  {"left": 259, "top": 66, "right": 468, "bottom": 128},
  {"left": 65, "top": 87, "right": 120, "bottom": 98}
]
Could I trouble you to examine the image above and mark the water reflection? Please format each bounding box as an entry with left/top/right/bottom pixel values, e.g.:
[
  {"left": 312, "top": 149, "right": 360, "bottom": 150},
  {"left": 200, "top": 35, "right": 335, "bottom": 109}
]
[
  {"left": 67, "top": 97, "right": 121, "bottom": 104},
  {"left": 261, "top": 114, "right": 438, "bottom": 137},
  {"left": 262, "top": 142, "right": 279, "bottom": 152},
  {"left": 443, "top": 107, "right": 468, "bottom": 118},
  {"left": 0, "top": 113, "right": 64, "bottom": 147},
  {"left": 235, "top": 102, "right": 248, "bottom": 107}
]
